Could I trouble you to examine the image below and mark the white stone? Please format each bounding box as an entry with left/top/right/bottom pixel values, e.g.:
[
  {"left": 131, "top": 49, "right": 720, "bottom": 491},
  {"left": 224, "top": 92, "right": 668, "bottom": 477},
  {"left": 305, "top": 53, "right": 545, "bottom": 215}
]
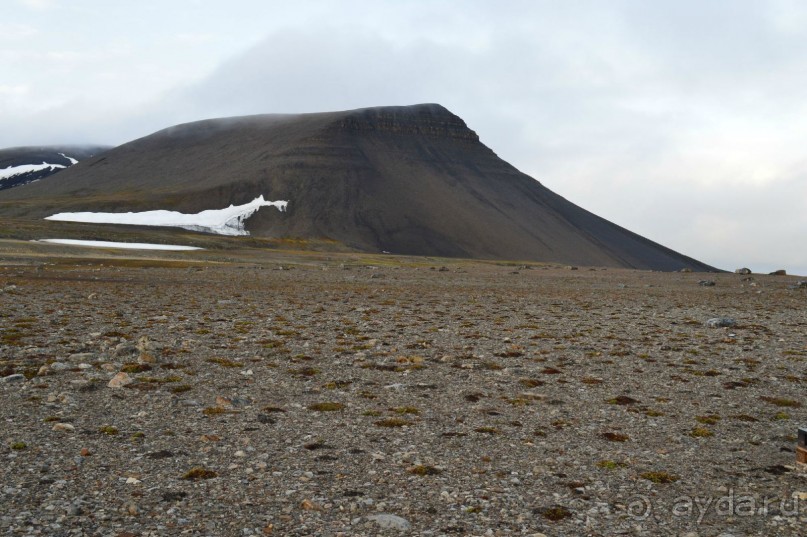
[
  {"left": 366, "top": 513, "right": 411, "bottom": 531},
  {"left": 52, "top": 423, "right": 75, "bottom": 432}
]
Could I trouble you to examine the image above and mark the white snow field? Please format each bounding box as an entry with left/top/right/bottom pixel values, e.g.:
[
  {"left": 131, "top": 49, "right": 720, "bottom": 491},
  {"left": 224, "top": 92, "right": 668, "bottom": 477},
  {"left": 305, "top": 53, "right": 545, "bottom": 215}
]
[
  {"left": 59, "top": 153, "right": 79, "bottom": 165},
  {"left": 45, "top": 196, "right": 289, "bottom": 236},
  {"left": 0, "top": 162, "right": 67, "bottom": 182},
  {"left": 37, "top": 239, "right": 203, "bottom": 251}
]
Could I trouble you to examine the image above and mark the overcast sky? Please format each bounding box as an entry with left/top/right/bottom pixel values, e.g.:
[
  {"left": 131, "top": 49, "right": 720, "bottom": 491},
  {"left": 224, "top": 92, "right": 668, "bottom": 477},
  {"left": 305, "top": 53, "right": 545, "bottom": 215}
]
[{"left": 3, "top": 0, "right": 806, "bottom": 274}]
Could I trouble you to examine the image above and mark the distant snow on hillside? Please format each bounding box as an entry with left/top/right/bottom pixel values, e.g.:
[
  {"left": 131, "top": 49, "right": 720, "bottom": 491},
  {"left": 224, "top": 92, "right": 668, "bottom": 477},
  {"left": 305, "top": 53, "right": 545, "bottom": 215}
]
[
  {"left": 37, "top": 239, "right": 202, "bottom": 251},
  {"left": 45, "top": 195, "right": 289, "bottom": 236},
  {"left": 0, "top": 162, "right": 66, "bottom": 182},
  {"left": 59, "top": 153, "right": 78, "bottom": 165}
]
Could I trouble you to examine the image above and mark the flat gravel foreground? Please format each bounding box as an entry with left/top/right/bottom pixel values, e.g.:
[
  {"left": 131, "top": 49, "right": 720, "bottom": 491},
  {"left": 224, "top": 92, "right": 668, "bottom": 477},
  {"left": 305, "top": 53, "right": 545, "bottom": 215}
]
[{"left": 1, "top": 255, "right": 805, "bottom": 536}]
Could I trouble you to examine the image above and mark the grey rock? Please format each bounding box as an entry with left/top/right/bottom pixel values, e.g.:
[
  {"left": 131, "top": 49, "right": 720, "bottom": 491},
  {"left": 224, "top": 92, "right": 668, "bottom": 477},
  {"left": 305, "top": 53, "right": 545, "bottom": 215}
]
[
  {"left": 706, "top": 317, "right": 736, "bottom": 328},
  {"left": 1, "top": 373, "right": 25, "bottom": 383},
  {"left": 113, "top": 342, "right": 137, "bottom": 358},
  {"left": 769, "top": 269, "right": 787, "bottom": 276},
  {"left": 735, "top": 268, "right": 752, "bottom": 275},
  {"left": 698, "top": 280, "right": 716, "bottom": 287},
  {"left": 366, "top": 513, "right": 411, "bottom": 531},
  {"left": 229, "top": 396, "right": 253, "bottom": 408}
]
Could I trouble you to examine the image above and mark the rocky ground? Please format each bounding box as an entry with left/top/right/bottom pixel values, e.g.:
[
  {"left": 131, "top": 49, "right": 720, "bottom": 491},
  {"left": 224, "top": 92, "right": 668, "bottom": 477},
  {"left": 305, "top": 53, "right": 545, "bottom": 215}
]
[{"left": 1, "top": 242, "right": 805, "bottom": 536}]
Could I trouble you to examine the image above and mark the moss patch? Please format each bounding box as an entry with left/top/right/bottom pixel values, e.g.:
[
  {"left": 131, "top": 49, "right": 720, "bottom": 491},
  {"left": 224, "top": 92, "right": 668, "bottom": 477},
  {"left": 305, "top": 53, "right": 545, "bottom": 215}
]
[
  {"left": 308, "top": 402, "right": 344, "bottom": 412},
  {"left": 760, "top": 396, "right": 801, "bottom": 408},
  {"left": 640, "top": 471, "right": 679, "bottom": 484},
  {"left": 182, "top": 467, "right": 218, "bottom": 480},
  {"left": 408, "top": 465, "right": 442, "bottom": 476},
  {"left": 601, "top": 432, "right": 630, "bottom": 442},
  {"left": 689, "top": 426, "right": 714, "bottom": 438}
]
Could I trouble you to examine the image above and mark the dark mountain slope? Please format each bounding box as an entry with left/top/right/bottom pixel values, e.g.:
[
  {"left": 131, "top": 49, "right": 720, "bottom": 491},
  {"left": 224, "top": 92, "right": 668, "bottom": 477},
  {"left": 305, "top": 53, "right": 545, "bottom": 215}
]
[{"left": 0, "top": 104, "right": 714, "bottom": 270}]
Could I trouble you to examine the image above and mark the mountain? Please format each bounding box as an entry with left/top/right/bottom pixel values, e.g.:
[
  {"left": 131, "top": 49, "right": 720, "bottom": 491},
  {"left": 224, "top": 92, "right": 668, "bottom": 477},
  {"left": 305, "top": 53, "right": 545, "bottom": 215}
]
[
  {"left": 0, "top": 145, "right": 111, "bottom": 191},
  {"left": 0, "top": 104, "right": 715, "bottom": 270}
]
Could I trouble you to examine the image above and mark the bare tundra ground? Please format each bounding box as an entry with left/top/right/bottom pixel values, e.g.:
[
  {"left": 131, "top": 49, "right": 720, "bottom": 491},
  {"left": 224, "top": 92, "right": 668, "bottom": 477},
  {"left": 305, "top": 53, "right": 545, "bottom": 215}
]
[{"left": 1, "top": 242, "right": 805, "bottom": 536}]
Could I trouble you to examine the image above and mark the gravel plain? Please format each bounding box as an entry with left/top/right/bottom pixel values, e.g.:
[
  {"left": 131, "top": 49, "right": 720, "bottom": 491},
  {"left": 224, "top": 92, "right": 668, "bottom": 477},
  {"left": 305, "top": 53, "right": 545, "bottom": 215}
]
[{"left": 1, "top": 242, "right": 806, "bottom": 536}]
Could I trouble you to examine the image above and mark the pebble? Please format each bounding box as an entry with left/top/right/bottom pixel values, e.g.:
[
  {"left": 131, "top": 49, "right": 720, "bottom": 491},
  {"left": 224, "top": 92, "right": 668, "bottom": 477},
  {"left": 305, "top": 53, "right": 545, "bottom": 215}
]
[
  {"left": 113, "top": 342, "right": 138, "bottom": 358},
  {"left": 366, "top": 513, "right": 411, "bottom": 531},
  {"left": 52, "top": 423, "right": 75, "bottom": 432},
  {"left": 300, "top": 499, "right": 321, "bottom": 511},
  {"left": 1, "top": 374, "right": 25, "bottom": 383},
  {"left": 107, "top": 372, "right": 133, "bottom": 388},
  {"left": 706, "top": 317, "right": 736, "bottom": 328}
]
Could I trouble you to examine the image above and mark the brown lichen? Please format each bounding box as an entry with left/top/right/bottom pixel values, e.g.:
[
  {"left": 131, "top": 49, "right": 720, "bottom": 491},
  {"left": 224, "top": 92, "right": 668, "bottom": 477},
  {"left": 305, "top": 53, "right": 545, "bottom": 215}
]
[
  {"left": 375, "top": 418, "right": 410, "bottom": 427},
  {"left": 182, "top": 467, "right": 218, "bottom": 480},
  {"left": 601, "top": 432, "right": 629, "bottom": 442},
  {"left": 640, "top": 471, "right": 679, "bottom": 484},
  {"left": 308, "top": 402, "right": 344, "bottom": 412},
  {"left": 760, "top": 396, "right": 801, "bottom": 408},
  {"left": 408, "top": 465, "right": 442, "bottom": 476}
]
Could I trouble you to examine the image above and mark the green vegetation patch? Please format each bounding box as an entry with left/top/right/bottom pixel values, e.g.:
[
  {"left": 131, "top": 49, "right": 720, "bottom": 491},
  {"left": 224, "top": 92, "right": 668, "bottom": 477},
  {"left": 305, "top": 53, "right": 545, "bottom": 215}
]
[
  {"left": 689, "top": 426, "right": 714, "bottom": 438},
  {"left": 596, "top": 460, "right": 627, "bottom": 470}
]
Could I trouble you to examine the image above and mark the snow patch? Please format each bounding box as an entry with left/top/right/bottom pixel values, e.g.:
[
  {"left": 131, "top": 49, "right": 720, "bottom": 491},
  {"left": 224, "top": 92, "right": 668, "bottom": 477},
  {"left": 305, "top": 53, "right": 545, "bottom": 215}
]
[
  {"left": 37, "top": 239, "right": 203, "bottom": 251},
  {"left": 45, "top": 196, "right": 289, "bottom": 236},
  {"left": 0, "top": 161, "right": 66, "bottom": 181},
  {"left": 59, "top": 153, "right": 79, "bottom": 165}
]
